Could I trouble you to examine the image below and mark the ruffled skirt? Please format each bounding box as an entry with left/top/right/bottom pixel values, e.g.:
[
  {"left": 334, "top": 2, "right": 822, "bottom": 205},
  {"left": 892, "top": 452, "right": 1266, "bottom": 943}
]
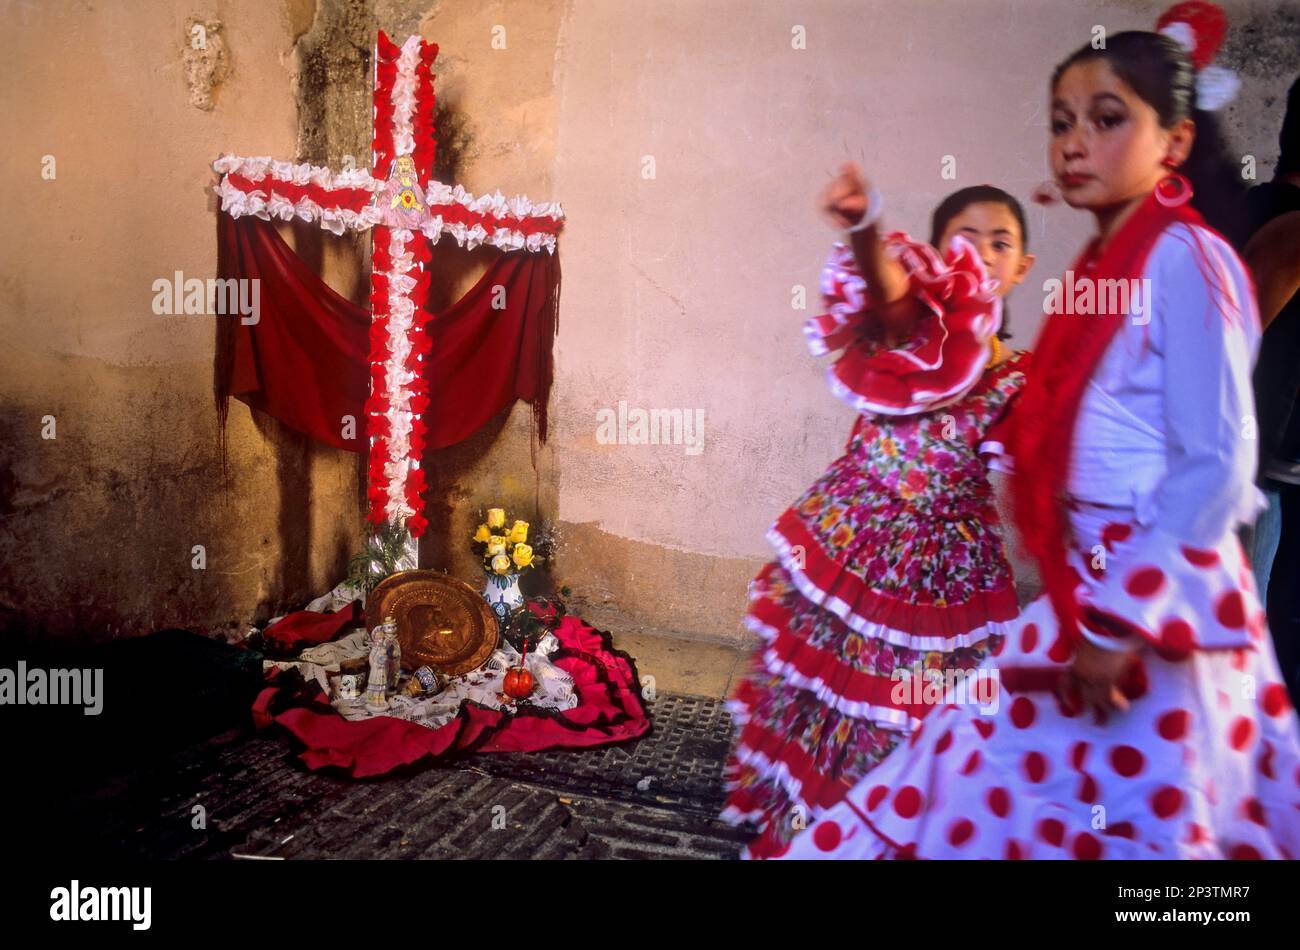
[
  {"left": 721, "top": 459, "right": 1019, "bottom": 858},
  {"left": 776, "top": 507, "right": 1300, "bottom": 859}
]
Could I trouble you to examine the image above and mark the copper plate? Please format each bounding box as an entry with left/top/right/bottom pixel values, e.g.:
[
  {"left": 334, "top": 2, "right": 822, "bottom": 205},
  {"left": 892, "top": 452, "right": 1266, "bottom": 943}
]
[{"left": 366, "top": 571, "right": 499, "bottom": 676}]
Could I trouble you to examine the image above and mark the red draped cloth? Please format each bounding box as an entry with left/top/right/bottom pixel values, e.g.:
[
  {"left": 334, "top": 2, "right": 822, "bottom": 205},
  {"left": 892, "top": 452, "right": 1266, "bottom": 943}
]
[{"left": 214, "top": 213, "right": 560, "bottom": 454}]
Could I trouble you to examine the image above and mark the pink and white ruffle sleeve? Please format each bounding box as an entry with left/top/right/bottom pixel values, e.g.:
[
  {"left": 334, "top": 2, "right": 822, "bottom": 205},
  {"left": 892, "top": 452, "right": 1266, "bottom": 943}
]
[{"left": 803, "top": 233, "right": 1002, "bottom": 416}]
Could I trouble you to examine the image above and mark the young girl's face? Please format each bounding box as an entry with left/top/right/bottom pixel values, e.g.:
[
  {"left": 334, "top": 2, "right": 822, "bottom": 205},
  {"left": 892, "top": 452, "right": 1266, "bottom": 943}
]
[
  {"left": 936, "top": 202, "right": 1034, "bottom": 299},
  {"left": 1049, "top": 58, "right": 1193, "bottom": 211}
]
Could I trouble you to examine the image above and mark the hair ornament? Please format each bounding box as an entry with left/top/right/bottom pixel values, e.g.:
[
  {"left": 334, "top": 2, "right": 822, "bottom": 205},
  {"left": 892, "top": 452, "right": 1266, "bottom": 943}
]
[{"left": 1155, "top": 1, "right": 1239, "bottom": 112}]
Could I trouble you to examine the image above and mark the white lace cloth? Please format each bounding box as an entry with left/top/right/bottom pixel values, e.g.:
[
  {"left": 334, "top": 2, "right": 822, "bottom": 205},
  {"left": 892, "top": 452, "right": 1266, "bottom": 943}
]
[
  {"left": 330, "top": 631, "right": 579, "bottom": 730},
  {"left": 262, "top": 629, "right": 371, "bottom": 694}
]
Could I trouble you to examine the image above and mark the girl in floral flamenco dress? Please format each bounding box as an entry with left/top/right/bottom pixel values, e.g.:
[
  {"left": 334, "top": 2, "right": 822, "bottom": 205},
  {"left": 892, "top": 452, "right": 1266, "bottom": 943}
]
[
  {"left": 781, "top": 2, "right": 1300, "bottom": 860},
  {"left": 720, "top": 166, "right": 1037, "bottom": 859}
]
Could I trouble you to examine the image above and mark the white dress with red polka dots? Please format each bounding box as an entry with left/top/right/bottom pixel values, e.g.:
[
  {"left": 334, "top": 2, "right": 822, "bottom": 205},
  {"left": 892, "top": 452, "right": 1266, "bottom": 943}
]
[{"left": 775, "top": 223, "right": 1300, "bottom": 860}]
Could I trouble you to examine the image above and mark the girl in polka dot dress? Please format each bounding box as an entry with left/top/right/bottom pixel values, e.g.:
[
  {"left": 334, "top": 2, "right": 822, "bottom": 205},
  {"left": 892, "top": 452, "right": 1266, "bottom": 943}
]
[
  {"left": 780, "top": 2, "right": 1300, "bottom": 860},
  {"left": 721, "top": 168, "right": 1037, "bottom": 859}
]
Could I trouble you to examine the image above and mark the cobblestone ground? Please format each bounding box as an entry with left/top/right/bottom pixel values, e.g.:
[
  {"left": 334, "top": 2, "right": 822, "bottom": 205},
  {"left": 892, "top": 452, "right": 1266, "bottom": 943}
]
[{"left": 66, "top": 692, "right": 753, "bottom": 860}]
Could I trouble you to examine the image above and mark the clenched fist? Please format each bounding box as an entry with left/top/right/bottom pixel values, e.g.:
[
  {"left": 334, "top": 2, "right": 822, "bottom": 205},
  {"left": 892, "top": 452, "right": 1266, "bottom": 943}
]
[{"left": 819, "top": 161, "right": 872, "bottom": 230}]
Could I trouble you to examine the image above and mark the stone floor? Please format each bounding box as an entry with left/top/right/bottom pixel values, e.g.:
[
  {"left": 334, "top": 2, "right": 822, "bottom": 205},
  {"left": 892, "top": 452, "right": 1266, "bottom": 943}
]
[
  {"left": 606, "top": 624, "right": 752, "bottom": 700},
  {"left": 65, "top": 689, "right": 754, "bottom": 860}
]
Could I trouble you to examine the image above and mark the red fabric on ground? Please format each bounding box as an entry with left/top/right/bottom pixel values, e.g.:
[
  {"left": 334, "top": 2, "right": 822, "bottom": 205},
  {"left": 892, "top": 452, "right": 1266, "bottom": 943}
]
[
  {"left": 255, "top": 609, "right": 648, "bottom": 778},
  {"left": 263, "top": 602, "right": 362, "bottom": 652}
]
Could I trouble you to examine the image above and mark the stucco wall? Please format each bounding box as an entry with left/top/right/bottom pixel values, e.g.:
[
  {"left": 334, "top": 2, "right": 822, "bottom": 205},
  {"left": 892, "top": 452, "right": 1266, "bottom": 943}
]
[
  {"left": 545, "top": 0, "right": 1299, "bottom": 641},
  {"left": 0, "top": 0, "right": 366, "bottom": 642},
  {"left": 1, "top": 0, "right": 1296, "bottom": 645}
]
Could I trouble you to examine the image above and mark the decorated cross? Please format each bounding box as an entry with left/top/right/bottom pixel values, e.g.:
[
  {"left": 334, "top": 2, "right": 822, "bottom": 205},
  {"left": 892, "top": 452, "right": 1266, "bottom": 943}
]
[{"left": 212, "top": 32, "right": 564, "bottom": 537}]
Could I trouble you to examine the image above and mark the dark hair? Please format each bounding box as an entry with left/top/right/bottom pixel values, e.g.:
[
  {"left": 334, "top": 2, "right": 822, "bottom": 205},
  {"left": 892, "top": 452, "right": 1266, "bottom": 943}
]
[
  {"left": 929, "top": 184, "right": 1030, "bottom": 249},
  {"left": 1278, "top": 74, "right": 1300, "bottom": 177},
  {"left": 1050, "top": 31, "right": 1248, "bottom": 247},
  {"left": 930, "top": 185, "right": 1029, "bottom": 341}
]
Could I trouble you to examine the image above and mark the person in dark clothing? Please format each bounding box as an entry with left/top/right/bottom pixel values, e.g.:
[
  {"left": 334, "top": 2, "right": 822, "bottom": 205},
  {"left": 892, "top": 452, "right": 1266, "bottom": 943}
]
[{"left": 1242, "top": 74, "right": 1300, "bottom": 703}]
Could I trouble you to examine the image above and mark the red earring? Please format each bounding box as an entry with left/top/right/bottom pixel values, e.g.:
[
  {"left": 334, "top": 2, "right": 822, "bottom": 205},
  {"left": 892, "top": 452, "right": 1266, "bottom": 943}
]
[
  {"left": 1155, "top": 166, "right": 1193, "bottom": 207},
  {"left": 1031, "top": 180, "right": 1062, "bottom": 206}
]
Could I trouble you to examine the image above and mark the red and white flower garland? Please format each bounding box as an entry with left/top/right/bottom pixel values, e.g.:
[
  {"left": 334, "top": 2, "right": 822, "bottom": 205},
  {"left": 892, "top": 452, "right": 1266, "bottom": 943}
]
[
  {"left": 366, "top": 34, "right": 435, "bottom": 536},
  {"left": 213, "top": 153, "right": 564, "bottom": 251},
  {"left": 212, "top": 154, "right": 384, "bottom": 234}
]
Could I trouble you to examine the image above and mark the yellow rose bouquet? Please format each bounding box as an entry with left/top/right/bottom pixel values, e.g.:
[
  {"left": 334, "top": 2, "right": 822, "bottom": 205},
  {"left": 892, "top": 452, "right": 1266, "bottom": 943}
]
[
  {"left": 470, "top": 506, "right": 554, "bottom": 576},
  {"left": 472, "top": 506, "right": 557, "bottom": 621}
]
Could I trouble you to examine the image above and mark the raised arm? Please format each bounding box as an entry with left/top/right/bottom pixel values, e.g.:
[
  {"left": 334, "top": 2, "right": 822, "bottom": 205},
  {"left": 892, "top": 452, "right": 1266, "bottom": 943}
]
[{"left": 818, "top": 162, "right": 926, "bottom": 346}]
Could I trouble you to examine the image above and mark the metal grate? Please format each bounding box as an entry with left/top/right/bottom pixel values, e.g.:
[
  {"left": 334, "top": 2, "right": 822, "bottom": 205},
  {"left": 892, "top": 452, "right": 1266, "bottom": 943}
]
[{"left": 464, "top": 691, "right": 737, "bottom": 814}]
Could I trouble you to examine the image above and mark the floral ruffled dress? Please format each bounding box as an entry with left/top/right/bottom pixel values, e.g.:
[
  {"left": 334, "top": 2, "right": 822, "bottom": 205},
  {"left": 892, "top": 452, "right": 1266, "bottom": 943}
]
[{"left": 722, "top": 234, "right": 1029, "bottom": 858}]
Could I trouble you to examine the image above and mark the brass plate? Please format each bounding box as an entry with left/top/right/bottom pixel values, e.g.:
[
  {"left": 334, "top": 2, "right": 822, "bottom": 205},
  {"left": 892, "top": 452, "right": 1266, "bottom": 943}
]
[{"left": 366, "top": 571, "right": 499, "bottom": 676}]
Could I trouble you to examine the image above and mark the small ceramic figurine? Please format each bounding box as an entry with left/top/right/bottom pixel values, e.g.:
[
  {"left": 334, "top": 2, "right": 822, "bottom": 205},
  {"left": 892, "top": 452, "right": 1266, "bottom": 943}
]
[
  {"left": 333, "top": 656, "right": 369, "bottom": 701},
  {"left": 402, "top": 665, "right": 444, "bottom": 698},
  {"left": 336, "top": 671, "right": 365, "bottom": 701},
  {"left": 363, "top": 617, "right": 400, "bottom": 711},
  {"left": 384, "top": 616, "right": 402, "bottom": 686}
]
